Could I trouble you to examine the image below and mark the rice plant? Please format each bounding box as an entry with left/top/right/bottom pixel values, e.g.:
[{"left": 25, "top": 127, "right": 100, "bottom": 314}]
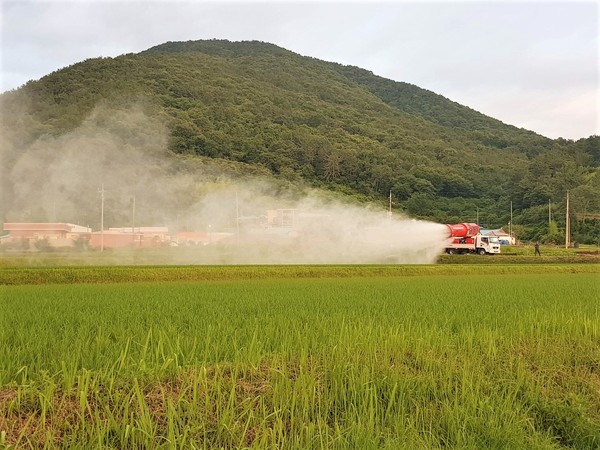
[{"left": 1, "top": 267, "right": 599, "bottom": 448}]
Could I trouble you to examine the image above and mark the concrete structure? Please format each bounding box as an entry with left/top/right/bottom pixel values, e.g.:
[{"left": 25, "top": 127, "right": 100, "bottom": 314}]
[
  {"left": 89, "top": 227, "right": 170, "bottom": 249},
  {"left": 267, "top": 209, "right": 296, "bottom": 228},
  {"left": 89, "top": 231, "right": 142, "bottom": 249},
  {"left": 2, "top": 223, "right": 175, "bottom": 250},
  {"left": 173, "top": 231, "right": 209, "bottom": 246},
  {"left": 2, "top": 223, "right": 91, "bottom": 248}
]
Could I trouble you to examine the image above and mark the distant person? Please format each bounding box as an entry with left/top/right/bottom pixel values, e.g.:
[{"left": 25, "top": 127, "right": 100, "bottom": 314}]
[{"left": 534, "top": 242, "right": 541, "bottom": 256}]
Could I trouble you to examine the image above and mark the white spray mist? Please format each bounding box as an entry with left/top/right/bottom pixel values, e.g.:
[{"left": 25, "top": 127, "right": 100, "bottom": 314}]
[{"left": 1, "top": 104, "right": 448, "bottom": 264}]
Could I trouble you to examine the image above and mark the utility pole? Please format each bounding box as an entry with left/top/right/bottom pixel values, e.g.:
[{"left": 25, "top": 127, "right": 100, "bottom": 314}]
[
  {"left": 99, "top": 184, "right": 105, "bottom": 252},
  {"left": 476, "top": 206, "right": 479, "bottom": 226},
  {"left": 549, "top": 199, "right": 552, "bottom": 227},
  {"left": 235, "top": 191, "right": 240, "bottom": 245},
  {"left": 131, "top": 196, "right": 136, "bottom": 244},
  {"left": 509, "top": 200, "right": 513, "bottom": 241},
  {"left": 388, "top": 190, "right": 392, "bottom": 220},
  {"left": 565, "top": 190, "right": 570, "bottom": 249}
]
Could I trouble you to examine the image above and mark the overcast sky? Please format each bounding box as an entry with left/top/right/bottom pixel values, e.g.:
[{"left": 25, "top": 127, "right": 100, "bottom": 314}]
[{"left": 1, "top": 0, "right": 598, "bottom": 140}]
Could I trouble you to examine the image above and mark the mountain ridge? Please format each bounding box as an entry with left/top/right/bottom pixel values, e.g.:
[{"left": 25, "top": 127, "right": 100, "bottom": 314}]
[{"left": 1, "top": 39, "right": 598, "bottom": 242}]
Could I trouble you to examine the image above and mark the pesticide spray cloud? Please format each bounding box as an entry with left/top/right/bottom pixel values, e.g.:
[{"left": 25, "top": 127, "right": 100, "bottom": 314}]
[{"left": 1, "top": 104, "right": 448, "bottom": 263}]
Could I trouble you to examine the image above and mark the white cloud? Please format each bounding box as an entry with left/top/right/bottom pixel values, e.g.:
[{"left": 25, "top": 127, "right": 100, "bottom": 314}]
[{"left": 1, "top": 0, "right": 598, "bottom": 138}]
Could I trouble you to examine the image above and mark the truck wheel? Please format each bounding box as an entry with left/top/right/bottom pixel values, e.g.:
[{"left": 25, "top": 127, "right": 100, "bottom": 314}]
[
  {"left": 478, "top": 248, "right": 486, "bottom": 255},
  {"left": 447, "top": 249, "right": 455, "bottom": 255}
]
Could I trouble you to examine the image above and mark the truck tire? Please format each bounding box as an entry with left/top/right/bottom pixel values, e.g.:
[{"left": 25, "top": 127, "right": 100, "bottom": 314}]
[
  {"left": 447, "top": 248, "right": 455, "bottom": 255},
  {"left": 478, "top": 248, "right": 486, "bottom": 255}
]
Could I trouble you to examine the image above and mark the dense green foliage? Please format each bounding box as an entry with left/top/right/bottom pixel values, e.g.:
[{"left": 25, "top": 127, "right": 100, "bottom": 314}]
[
  {"left": 1, "top": 269, "right": 599, "bottom": 447},
  {"left": 1, "top": 39, "right": 598, "bottom": 241}
]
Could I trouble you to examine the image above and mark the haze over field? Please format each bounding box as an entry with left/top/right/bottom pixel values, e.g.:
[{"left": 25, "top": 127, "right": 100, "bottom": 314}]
[
  {"left": 1, "top": 38, "right": 598, "bottom": 247},
  {"left": 1, "top": 104, "right": 448, "bottom": 264}
]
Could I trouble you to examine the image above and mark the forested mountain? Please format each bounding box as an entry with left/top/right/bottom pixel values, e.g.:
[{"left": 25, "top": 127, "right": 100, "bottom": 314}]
[{"left": 1, "top": 39, "right": 598, "bottom": 242}]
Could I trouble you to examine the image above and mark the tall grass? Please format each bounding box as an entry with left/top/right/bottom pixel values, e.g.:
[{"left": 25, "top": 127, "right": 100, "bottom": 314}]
[
  {"left": 1, "top": 271, "right": 599, "bottom": 448},
  {"left": 1, "top": 263, "right": 598, "bottom": 285},
  {"left": 1, "top": 242, "right": 599, "bottom": 269}
]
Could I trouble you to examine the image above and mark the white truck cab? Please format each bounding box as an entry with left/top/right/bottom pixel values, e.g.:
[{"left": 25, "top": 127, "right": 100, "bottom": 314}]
[
  {"left": 478, "top": 236, "right": 501, "bottom": 254},
  {"left": 446, "top": 235, "right": 501, "bottom": 255}
]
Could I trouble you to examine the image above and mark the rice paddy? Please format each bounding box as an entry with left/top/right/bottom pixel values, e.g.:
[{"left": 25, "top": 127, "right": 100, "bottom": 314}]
[{"left": 1, "top": 264, "right": 599, "bottom": 448}]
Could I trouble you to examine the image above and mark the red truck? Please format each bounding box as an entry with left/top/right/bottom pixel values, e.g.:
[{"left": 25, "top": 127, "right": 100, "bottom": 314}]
[{"left": 445, "top": 223, "right": 500, "bottom": 255}]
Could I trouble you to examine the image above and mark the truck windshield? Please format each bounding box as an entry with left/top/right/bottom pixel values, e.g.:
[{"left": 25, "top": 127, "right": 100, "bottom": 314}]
[{"left": 489, "top": 237, "right": 499, "bottom": 244}]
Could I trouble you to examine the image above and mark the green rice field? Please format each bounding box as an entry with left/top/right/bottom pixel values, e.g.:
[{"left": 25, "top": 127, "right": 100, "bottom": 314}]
[{"left": 1, "top": 264, "right": 599, "bottom": 448}]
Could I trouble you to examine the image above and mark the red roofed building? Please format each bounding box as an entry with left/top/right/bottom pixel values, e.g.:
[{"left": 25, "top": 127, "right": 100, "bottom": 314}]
[
  {"left": 89, "top": 227, "right": 170, "bottom": 249},
  {"left": 2, "top": 223, "right": 92, "bottom": 248}
]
